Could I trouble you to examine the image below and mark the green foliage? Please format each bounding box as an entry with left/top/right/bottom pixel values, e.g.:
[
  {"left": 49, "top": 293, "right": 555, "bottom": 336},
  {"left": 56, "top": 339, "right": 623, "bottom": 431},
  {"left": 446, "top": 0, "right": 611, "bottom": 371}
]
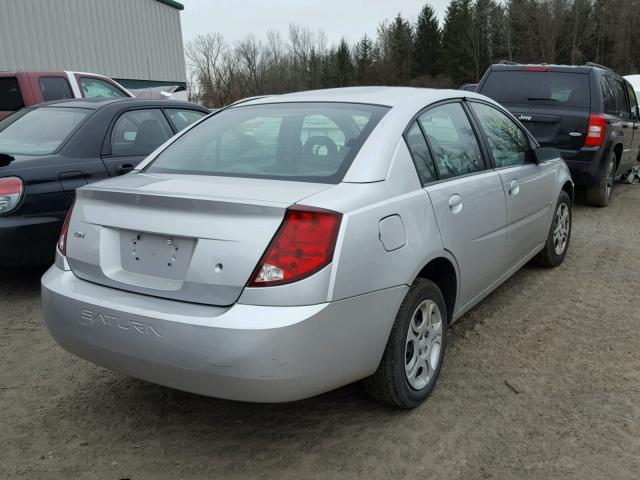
[{"left": 187, "top": 0, "right": 640, "bottom": 107}]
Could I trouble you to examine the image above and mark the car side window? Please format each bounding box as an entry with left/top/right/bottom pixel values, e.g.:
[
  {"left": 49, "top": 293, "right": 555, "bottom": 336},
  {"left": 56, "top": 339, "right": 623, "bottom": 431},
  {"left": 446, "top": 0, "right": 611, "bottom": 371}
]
[
  {"left": 111, "top": 109, "right": 173, "bottom": 156},
  {"left": 612, "top": 78, "right": 630, "bottom": 117},
  {"left": 166, "top": 109, "right": 207, "bottom": 132},
  {"left": 470, "top": 102, "right": 529, "bottom": 168},
  {"left": 81, "top": 77, "right": 126, "bottom": 98},
  {"left": 418, "top": 103, "right": 484, "bottom": 179},
  {"left": 404, "top": 121, "right": 436, "bottom": 184},
  {"left": 39, "top": 77, "right": 73, "bottom": 101},
  {"left": 601, "top": 76, "right": 617, "bottom": 114},
  {"left": 626, "top": 83, "right": 639, "bottom": 118}
]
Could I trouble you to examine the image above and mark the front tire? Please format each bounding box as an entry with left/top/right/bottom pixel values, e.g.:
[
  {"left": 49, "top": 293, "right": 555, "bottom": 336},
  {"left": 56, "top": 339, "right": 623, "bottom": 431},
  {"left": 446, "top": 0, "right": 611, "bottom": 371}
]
[
  {"left": 534, "top": 190, "right": 572, "bottom": 268},
  {"left": 364, "top": 279, "right": 447, "bottom": 408},
  {"left": 586, "top": 151, "right": 616, "bottom": 207}
]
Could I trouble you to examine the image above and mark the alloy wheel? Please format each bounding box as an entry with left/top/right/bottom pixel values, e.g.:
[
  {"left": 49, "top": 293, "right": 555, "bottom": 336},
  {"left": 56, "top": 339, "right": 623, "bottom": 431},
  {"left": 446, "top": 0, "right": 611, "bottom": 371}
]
[
  {"left": 553, "top": 203, "right": 570, "bottom": 256},
  {"left": 405, "top": 299, "right": 443, "bottom": 390}
]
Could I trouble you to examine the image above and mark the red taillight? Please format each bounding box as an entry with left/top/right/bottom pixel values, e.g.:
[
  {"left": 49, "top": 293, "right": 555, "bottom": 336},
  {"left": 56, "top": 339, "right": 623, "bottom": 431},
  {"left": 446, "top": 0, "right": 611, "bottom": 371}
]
[
  {"left": 523, "top": 66, "right": 552, "bottom": 72},
  {"left": 585, "top": 113, "right": 606, "bottom": 147},
  {"left": 249, "top": 206, "right": 342, "bottom": 287},
  {"left": 0, "top": 176, "right": 23, "bottom": 214},
  {"left": 57, "top": 203, "right": 74, "bottom": 256}
]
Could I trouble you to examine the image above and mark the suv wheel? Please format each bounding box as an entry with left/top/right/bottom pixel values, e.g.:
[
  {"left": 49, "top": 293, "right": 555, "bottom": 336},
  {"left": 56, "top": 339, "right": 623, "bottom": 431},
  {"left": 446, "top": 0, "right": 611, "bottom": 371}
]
[
  {"left": 586, "top": 151, "right": 616, "bottom": 207},
  {"left": 534, "top": 190, "right": 572, "bottom": 267},
  {"left": 364, "top": 279, "right": 447, "bottom": 408}
]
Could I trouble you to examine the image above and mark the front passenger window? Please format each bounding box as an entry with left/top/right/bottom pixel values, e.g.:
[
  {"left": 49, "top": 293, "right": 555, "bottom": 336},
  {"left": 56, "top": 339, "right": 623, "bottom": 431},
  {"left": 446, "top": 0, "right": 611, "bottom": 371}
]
[
  {"left": 418, "top": 103, "right": 484, "bottom": 179},
  {"left": 470, "top": 102, "right": 529, "bottom": 167}
]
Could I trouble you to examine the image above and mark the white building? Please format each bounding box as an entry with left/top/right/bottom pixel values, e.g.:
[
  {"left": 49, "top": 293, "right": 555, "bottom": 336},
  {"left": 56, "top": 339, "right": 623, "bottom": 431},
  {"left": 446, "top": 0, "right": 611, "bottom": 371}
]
[{"left": 0, "top": 0, "right": 187, "bottom": 90}]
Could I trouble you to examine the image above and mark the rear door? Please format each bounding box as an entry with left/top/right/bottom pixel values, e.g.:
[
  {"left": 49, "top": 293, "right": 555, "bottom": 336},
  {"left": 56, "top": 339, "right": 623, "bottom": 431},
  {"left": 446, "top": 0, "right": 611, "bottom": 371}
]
[
  {"left": 100, "top": 108, "right": 174, "bottom": 176},
  {"left": 416, "top": 101, "right": 508, "bottom": 306},
  {"left": 479, "top": 69, "right": 591, "bottom": 157},
  {"left": 468, "top": 100, "right": 554, "bottom": 268}
]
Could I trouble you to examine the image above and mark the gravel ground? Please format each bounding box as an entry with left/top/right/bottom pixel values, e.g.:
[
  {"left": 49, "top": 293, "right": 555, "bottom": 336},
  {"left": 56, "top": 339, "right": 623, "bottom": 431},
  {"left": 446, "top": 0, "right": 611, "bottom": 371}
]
[{"left": 1, "top": 184, "right": 639, "bottom": 480}]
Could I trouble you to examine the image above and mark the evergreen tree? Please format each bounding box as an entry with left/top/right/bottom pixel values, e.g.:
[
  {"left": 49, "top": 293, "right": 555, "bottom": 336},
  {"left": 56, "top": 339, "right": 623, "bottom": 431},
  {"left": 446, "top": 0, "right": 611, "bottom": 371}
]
[
  {"left": 335, "top": 38, "right": 353, "bottom": 86},
  {"left": 354, "top": 34, "right": 375, "bottom": 84},
  {"left": 441, "top": 0, "right": 475, "bottom": 84},
  {"left": 413, "top": 3, "right": 442, "bottom": 77}
]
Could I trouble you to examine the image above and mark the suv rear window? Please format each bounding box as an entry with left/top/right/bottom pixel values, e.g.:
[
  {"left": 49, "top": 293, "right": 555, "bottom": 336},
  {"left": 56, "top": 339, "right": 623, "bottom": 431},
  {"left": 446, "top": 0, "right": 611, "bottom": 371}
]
[
  {"left": 146, "top": 102, "right": 389, "bottom": 183},
  {"left": 0, "top": 107, "right": 89, "bottom": 155},
  {"left": 0, "top": 77, "right": 24, "bottom": 111},
  {"left": 481, "top": 71, "right": 590, "bottom": 108}
]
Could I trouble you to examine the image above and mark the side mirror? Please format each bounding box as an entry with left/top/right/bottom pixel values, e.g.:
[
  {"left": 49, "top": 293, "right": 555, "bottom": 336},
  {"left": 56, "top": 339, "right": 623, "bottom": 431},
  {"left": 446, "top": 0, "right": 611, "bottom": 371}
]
[{"left": 534, "top": 146, "right": 561, "bottom": 163}]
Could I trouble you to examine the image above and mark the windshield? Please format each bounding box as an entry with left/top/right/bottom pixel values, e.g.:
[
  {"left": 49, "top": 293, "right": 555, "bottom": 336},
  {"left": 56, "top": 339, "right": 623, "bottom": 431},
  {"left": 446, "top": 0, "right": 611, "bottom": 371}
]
[
  {"left": 481, "top": 71, "right": 591, "bottom": 108},
  {"left": 0, "top": 107, "right": 90, "bottom": 155},
  {"left": 145, "top": 102, "right": 389, "bottom": 183}
]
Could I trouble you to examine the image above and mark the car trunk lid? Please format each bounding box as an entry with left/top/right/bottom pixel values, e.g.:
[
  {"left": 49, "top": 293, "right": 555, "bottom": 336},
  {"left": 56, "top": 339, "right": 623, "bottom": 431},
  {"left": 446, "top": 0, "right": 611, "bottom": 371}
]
[{"left": 66, "top": 173, "right": 333, "bottom": 305}]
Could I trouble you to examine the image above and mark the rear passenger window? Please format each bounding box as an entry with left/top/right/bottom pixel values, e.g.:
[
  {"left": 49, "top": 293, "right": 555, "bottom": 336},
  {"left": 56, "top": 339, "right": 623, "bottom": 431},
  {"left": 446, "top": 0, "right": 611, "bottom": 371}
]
[
  {"left": 626, "top": 83, "right": 639, "bottom": 117},
  {"left": 601, "top": 76, "right": 617, "bottom": 114},
  {"left": 405, "top": 122, "right": 436, "bottom": 184},
  {"left": 0, "top": 77, "right": 24, "bottom": 111},
  {"left": 39, "top": 77, "right": 73, "bottom": 102},
  {"left": 470, "top": 102, "right": 529, "bottom": 167},
  {"left": 612, "top": 78, "right": 630, "bottom": 116},
  {"left": 418, "top": 103, "right": 484, "bottom": 179},
  {"left": 111, "top": 109, "right": 173, "bottom": 156}
]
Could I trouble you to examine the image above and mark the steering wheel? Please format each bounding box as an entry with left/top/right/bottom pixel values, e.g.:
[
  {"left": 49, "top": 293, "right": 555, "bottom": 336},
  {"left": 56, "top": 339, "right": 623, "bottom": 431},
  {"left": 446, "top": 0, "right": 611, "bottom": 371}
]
[{"left": 303, "top": 136, "right": 339, "bottom": 161}]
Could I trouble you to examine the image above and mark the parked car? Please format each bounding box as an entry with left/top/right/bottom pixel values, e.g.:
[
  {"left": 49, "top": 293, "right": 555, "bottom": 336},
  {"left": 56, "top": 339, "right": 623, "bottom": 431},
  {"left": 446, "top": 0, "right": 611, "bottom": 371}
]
[
  {"left": 0, "top": 70, "right": 133, "bottom": 120},
  {"left": 459, "top": 83, "right": 478, "bottom": 92},
  {"left": 0, "top": 98, "right": 209, "bottom": 265},
  {"left": 42, "top": 87, "right": 573, "bottom": 408},
  {"left": 477, "top": 62, "right": 640, "bottom": 206}
]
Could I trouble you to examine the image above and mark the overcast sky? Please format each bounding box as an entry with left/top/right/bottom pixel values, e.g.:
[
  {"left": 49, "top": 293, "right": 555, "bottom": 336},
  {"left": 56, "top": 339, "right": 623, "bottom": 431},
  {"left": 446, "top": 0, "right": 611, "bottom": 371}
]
[{"left": 180, "top": 0, "right": 450, "bottom": 46}]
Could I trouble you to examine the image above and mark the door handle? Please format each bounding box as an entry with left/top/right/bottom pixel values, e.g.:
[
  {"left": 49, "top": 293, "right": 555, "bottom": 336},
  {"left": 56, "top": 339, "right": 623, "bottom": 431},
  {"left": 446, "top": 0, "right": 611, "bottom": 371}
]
[
  {"left": 448, "top": 194, "right": 463, "bottom": 214},
  {"left": 509, "top": 179, "right": 520, "bottom": 196},
  {"left": 115, "top": 163, "right": 135, "bottom": 175}
]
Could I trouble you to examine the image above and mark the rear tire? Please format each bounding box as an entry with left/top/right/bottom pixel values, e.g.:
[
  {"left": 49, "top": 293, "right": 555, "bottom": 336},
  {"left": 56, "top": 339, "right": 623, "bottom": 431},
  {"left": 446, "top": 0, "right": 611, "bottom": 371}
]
[
  {"left": 364, "top": 279, "right": 447, "bottom": 409},
  {"left": 534, "top": 190, "right": 572, "bottom": 268},
  {"left": 586, "top": 151, "right": 616, "bottom": 207}
]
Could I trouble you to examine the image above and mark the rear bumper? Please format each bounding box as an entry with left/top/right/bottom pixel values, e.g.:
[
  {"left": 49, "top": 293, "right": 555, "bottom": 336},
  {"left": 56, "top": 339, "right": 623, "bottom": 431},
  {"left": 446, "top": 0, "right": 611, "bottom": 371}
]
[
  {"left": 0, "top": 214, "right": 63, "bottom": 265},
  {"left": 41, "top": 265, "right": 407, "bottom": 402},
  {"left": 561, "top": 147, "right": 604, "bottom": 186}
]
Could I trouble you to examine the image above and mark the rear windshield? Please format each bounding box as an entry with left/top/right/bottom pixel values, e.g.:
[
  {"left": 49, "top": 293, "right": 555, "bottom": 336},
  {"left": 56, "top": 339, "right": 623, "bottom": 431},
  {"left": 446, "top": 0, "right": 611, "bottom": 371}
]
[
  {"left": 0, "top": 77, "right": 24, "bottom": 111},
  {"left": 0, "top": 107, "right": 89, "bottom": 155},
  {"left": 481, "top": 71, "right": 590, "bottom": 108},
  {"left": 145, "top": 102, "right": 389, "bottom": 183}
]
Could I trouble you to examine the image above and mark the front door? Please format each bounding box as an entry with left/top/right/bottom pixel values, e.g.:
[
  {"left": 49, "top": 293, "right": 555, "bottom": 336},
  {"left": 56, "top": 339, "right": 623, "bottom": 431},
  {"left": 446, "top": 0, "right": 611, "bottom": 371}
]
[
  {"left": 418, "top": 102, "right": 508, "bottom": 306},
  {"left": 468, "top": 101, "right": 554, "bottom": 268}
]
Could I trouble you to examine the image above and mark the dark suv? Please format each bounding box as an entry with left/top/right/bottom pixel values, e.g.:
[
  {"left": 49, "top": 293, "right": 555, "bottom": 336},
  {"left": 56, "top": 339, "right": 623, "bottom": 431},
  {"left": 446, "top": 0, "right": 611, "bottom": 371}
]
[{"left": 477, "top": 63, "right": 640, "bottom": 206}]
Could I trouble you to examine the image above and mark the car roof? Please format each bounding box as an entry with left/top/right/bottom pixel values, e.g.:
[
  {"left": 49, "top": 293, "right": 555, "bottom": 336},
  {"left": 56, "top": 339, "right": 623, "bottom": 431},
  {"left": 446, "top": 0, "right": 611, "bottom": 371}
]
[
  {"left": 35, "top": 98, "right": 208, "bottom": 111},
  {"left": 241, "top": 86, "right": 485, "bottom": 108}
]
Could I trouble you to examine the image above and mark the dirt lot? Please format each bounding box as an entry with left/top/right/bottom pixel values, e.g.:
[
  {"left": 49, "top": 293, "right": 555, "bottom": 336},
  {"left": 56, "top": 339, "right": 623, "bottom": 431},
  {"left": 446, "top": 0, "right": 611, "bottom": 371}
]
[{"left": 1, "top": 184, "right": 640, "bottom": 480}]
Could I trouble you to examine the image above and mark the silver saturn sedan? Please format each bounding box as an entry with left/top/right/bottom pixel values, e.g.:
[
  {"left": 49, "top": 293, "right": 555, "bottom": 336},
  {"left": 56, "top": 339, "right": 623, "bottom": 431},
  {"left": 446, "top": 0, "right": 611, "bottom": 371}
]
[{"left": 42, "top": 87, "right": 573, "bottom": 408}]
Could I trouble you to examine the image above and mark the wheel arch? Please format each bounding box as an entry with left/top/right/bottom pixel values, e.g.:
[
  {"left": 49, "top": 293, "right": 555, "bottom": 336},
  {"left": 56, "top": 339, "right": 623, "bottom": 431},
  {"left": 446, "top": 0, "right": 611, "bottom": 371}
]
[{"left": 413, "top": 255, "right": 458, "bottom": 322}]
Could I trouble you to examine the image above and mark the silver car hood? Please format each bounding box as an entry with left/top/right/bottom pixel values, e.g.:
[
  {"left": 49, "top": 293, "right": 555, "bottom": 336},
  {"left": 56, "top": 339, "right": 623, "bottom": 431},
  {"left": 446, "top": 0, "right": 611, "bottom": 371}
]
[{"left": 65, "top": 173, "right": 333, "bottom": 306}]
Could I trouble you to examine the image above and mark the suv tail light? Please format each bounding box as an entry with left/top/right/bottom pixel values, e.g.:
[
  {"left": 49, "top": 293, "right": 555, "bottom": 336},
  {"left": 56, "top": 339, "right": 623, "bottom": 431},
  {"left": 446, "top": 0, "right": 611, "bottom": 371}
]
[
  {"left": 585, "top": 114, "right": 606, "bottom": 147},
  {"left": 57, "top": 203, "right": 74, "bottom": 256},
  {"left": 249, "top": 206, "right": 342, "bottom": 287},
  {"left": 0, "top": 176, "right": 23, "bottom": 214}
]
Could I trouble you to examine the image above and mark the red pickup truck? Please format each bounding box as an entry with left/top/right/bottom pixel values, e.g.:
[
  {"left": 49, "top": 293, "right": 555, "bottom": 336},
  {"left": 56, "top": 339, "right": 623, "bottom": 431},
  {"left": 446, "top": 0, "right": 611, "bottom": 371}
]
[{"left": 0, "top": 71, "right": 133, "bottom": 120}]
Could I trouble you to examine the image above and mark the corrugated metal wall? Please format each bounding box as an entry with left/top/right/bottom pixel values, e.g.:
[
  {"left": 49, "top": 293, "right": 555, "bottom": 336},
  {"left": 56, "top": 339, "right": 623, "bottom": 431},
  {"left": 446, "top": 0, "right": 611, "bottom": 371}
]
[{"left": 0, "top": 0, "right": 186, "bottom": 83}]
